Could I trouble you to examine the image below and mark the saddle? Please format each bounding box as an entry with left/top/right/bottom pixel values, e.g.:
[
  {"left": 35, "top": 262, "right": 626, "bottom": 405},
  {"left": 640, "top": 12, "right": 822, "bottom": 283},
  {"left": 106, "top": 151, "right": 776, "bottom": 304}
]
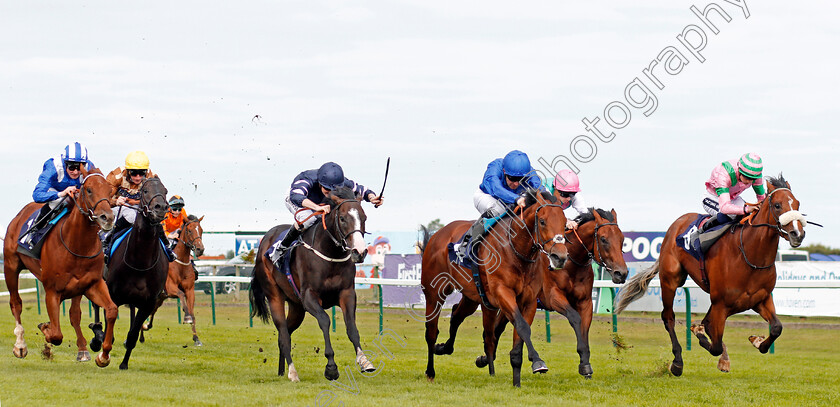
[
  {"left": 106, "top": 227, "right": 172, "bottom": 265},
  {"left": 680, "top": 214, "right": 733, "bottom": 263},
  {"left": 264, "top": 228, "right": 303, "bottom": 298},
  {"left": 16, "top": 206, "right": 69, "bottom": 259}
]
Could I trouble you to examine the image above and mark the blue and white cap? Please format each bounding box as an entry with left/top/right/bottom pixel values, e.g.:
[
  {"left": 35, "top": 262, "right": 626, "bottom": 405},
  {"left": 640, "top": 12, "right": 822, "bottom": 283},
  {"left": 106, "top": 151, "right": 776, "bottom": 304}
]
[{"left": 61, "top": 142, "right": 88, "bottom": 164}]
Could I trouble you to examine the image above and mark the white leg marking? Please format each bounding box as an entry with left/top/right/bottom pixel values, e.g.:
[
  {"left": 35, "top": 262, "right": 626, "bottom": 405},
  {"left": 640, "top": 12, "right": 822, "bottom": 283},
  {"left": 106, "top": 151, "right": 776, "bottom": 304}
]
[
  {"left": 356, "top": 347, "right": 375, "bottom": 372},
  {"left": 288, "top": 363, "right": 300, "bottom": 382}
]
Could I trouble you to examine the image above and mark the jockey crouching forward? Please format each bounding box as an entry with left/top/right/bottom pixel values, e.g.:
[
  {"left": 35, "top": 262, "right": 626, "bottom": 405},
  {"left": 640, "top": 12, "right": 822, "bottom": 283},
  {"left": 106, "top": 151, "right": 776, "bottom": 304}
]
[
  {"left": 162, "top": 195, "right": 188, "bottom": 249},
  {"left": 457, "top": 150, "right": 545, "bottom": 259},
  {"left": 102, "top": 150, "right": 174, "bottom": 263},
  {"left": 699, "top": 152, "right": 766, "bottom": 233},
  {"left": 269, "top": 162, "right": 383, "bottom": 266},
  {"left": 20, "top": 142, "right": 96, "bottom": 252}
]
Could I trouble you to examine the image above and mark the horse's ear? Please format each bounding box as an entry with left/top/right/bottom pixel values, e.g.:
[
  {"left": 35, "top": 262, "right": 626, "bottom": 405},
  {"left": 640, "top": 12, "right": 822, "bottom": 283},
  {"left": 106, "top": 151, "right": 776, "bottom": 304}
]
[
  {"left": 198, "top": 215, "right": 204, "bottom": 222},
  {"left": 592, "top": 208, "right": 603, "bottom": 222},
  {"left": 611, "top": 208, "right": 618, "bottom": 222},
  {"left": 766, "top": 180, "right": 776, "bottom": 194},
  {"left": 81, "top": 166, "right": 90, "bottom": 177}
]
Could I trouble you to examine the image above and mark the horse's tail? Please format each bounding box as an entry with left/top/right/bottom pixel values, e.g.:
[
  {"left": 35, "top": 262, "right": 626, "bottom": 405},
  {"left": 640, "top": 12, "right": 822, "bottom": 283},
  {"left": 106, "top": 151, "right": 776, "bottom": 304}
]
[
  {"left": 248, "top": 263, "right": 271, "bottom": 324},
  {"left": 614, "top": 259, "right": 661, "bottom": 314},
  {"left": 417, "top": 225, "right": 432, "bottom": 257}
]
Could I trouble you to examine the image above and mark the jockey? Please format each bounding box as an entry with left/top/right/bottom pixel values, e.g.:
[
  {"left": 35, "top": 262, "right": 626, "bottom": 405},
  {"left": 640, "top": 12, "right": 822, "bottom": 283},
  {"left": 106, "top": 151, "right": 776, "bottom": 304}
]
[
  {"left": 102, "top": 151, "right": 172, "bottom": 262},
  {"left": 700, "top": 152, "right": 766, "bottom": 232},
  {"left": 21, "top": 142, "right": 95, "bottom": 249},
  {"left": 270, "top": 162, "right": 383, "bottom": 262},
  {"left": 162, "top": 195, "right": 188, "bottom": 245},
  {"left": 544, "top": 169, "right": 588, "bottom": 230},
  {"left": 458, "top": 150, "right": 544, "bottom": 258}
]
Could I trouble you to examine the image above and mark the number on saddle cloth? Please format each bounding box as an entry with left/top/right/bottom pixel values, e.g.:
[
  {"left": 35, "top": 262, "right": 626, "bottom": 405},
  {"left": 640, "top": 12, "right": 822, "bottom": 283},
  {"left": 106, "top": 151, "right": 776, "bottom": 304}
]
[{"left": 16, "top": 206, "right": 70, "bottom": 259}]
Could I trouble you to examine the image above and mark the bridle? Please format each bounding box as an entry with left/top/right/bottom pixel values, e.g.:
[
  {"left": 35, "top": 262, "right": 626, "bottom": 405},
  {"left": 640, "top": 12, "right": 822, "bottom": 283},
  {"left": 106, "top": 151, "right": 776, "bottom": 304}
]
[
  {"left": 294, "top": 199, "right": 368, "bottom": 261},
  {"left": 175, "top": 219, "right": 203, "bottom": 263},
  {"left": 138, "top": 177, "right": 168, "bottom": 219},
  {"left": 738, "top": 187, "right": 802, "bottom": 269},
  {"left": 506, "top": 202, "right": 567, "bottom": 264},
  {"left": 566, "top": 220, "right": 619, "bottom": 273},
  {"left": 58, "top": 172, "right": 110, "bottom": 259}
]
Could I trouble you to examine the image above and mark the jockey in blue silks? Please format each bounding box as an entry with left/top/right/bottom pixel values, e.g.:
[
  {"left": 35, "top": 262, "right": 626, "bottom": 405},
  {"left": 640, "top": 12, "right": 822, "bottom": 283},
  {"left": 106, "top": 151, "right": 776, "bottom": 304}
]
[
  {"left": 22, "top": 142, "right": 96, "bottom": 248},
  {"left": 269, "top": 162, "right": 383, "bottom": 263},
  {"left": 457, "top": 150, "right": 545, "bottom": 259}
]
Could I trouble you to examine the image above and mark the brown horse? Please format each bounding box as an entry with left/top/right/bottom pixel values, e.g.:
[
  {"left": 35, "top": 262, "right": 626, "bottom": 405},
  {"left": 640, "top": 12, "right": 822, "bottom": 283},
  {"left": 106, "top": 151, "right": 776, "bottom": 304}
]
[
  {"left": 421, "top": 189, "right": 568, "bottom": 387},
  {"left": 477, "top": 208, "right": 629, "bottom": 378},
  {"left": 142, "top": 214, "right": 205, "bottom": 346},
  {"left": 249, "top": 187, "right": 375, "bottom": 382},
  {"left": 616, "top": 175, "right": 806, "bottom": 375},
  {"left": 3, "top": 168, "right": 118, "bottom": 367}
]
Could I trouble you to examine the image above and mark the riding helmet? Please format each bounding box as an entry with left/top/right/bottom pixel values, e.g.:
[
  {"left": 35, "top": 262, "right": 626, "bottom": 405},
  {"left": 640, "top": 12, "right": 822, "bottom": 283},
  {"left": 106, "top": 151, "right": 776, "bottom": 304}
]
[
  {"left": 125, "top": 151, "right": 150, "bottom": 170},
  {"left": 61, "top": 142, "right": 88, "bottom": 164},
  {"left": 317, "top": 162, "right": 345, "bottom": 190},
  {"left": 553, "top": 169, "right": 581, "bottom": 192},
  {"left": 502, "top": 150, "right": 531, "bottom": 177},
  {"left": 738, "top": 153, "right": 762, "bottom": 179}
]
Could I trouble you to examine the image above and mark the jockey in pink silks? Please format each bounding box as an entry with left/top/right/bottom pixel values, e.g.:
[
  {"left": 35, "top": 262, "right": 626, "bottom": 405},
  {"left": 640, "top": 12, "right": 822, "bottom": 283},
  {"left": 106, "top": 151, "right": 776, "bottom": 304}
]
[
  {"left": 699, "top": 152, "right": 766, "bottom": 232},
  {"left": 545, "top": 169, "right": 588, "bottom": 230}
]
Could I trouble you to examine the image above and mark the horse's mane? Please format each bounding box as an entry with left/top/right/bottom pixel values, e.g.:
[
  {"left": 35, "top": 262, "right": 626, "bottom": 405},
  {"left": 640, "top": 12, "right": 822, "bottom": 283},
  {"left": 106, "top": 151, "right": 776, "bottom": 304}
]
[
  {"left": 327, "top": 186, "right": 356, "bottom": 202},
  {"left": 522, "top": 189, "right": 557, "bottom": 207},
  {"left": 767, "top": 173, "right": 788, "bottom": 190},
  {"left": 574, "top": 208, "right": 615, "bottom": 226}
]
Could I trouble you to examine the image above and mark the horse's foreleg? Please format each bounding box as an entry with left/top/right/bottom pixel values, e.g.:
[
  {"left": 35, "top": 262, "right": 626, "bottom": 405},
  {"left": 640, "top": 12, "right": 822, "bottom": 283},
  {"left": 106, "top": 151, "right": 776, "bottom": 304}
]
[
  {"left": 479, "top": 307, "right": 500, "bottom": 376},
  {"left": 85, "top": 279, "right": 117, "bottom": 368},
  {"left": 183, "top": 286, "right": 201, "bottom": 346},
  {"left": 496, "top": 290, "right": 544, "bottom": 387},
  {"left": 476, "top": 311, "right": 507, "bottom": 370},
  {"left": 120, "top": 305, "right": 152, "bottom": 370},
  {"left": 751, "top": 295, "right": 783, "bottom": 354},
  {"left": 143, "top": 291, "right": 168, "bottom": 332},
  {"left": 436, "top": 297, "right": 478, "bottom": 356},
  {"left": 660, "top": 277, "right": 684, "bottom": 376},
  {"left": 694, "top": 303, "right": 727, "bottom": 357},
  {"left": 38, "top": 290, "right": 64, "bottom": 347},
  {"left": 424, "top": 296, "right": 442, "bottom": 382},
  {"left": 338, "top": 289, "right": 376, "bottom": 373},
  {"left": 301, "top": 289, "right": 339, "bottom": 381},
  {"left": 69, "top": 296, "right": 90, "bottom": 362},
  {"left": 564, "top": 298, "right": 594, "bottom": 378}
]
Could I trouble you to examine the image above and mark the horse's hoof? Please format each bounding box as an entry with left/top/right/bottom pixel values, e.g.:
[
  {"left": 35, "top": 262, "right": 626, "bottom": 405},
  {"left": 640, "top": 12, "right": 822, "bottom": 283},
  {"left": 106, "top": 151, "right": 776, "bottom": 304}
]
[
  {"left": 717, "top": 358, "right": 730, "bottom": 373},
  {"left": 184, "top": 315, "right": 194, "bottom": 325},
  {"left": 475, "top": 355, "right": 488, "bottom": 368},
  {"left": 325, "top": 364, "right": 340, "bottom": 381},
  {"left": 690, "top": 324, "right": 705, "bottom": 336},
  {"left": 13, "top": 346, "right": 28, "bottom": 359},
  {"left": 119, "top": 363, "right": 128, "bottom": 370},
  {"left": 531, "top": 360, "right": 548, "bottom": 374},
  {"left": 77, "top": 351, "right": 91, "bottom": 362},
  {"left": 95, "top": 353, "right": 110, "bottom": 368},
  {"left": 139, "top": 335, "right": 145, "bottom": 344},
  {"left": 670, "top": 361, "right": 683, "bottom": 377},
  {"left": 748, "top": 335, "right": 765, "bottom": 349},
  {"left": 194, "top": 339, "right": 203, "bottom": 347},
  {"left": 434, "top": 343, "right": 453, "bottom": 355},
  {"left": 579, "top": 363, "right": 593, "bottom": 377}
]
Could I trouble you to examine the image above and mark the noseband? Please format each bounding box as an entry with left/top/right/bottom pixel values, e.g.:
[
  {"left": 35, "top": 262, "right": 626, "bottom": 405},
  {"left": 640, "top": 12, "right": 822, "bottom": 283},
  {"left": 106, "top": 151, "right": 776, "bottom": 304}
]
[
  {"left": 76, "top": 173, "right": 111, "bottom": 222},
  {"left": 507, "top": 203, "right": 567, "bottom": 263},
  {"left": 138, "top": 177, "right": 168, "bottom": 218},
  {"left": 566, "top": 221, "right": 619, "bottom": 272},
  {"left": 739, "top": 187, "right": 801, "bottom": 269}
]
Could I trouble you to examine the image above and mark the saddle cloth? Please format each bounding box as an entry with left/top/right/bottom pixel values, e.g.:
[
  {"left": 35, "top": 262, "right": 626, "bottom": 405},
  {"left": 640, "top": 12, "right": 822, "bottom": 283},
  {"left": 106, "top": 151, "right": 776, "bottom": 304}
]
[
  {"left": 678, "top": 214, "right": 732, "bottom": 262},
  {"left": 16, "top": 206, "right": 69, "bottom": 259}
]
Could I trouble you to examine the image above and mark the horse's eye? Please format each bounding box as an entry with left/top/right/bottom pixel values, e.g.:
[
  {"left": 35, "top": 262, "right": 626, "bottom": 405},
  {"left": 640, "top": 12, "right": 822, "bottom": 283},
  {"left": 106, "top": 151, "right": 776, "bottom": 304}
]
[
  {"left": 600, "top": 237, "right": 609, "bottom": 245},
  {"left": 86, "top": 187, "right": 92, "bottom": 194},
  {"left": 539, "top": 218, "right": 546, "bottom": 226},
  {"left": 774, "top": 203, "right": 781, "bottom": 210}
]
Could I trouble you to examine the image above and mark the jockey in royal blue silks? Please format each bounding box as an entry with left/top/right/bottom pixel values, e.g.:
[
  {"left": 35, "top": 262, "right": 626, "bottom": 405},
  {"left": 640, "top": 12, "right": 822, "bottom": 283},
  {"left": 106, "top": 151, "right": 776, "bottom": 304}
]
[
  {"left": 269, "top": 162, "right": 384, "bottom": 263},
  {"left": 21, "top": 142, "right": 96, "bottom": 250},
  {"left": 456, "top": 150, "right": 545, "bottom": 259}
]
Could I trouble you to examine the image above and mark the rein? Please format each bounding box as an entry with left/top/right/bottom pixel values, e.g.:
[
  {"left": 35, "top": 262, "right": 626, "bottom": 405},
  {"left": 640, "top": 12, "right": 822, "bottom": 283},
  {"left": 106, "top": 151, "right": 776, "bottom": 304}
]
[
  {"left": 295, "top": 199, "right": 367, "bottom": 262},
  {"left": 58, "top": 172, "right": 111, "bottom": 259},
  {"left": 736, "top": 187, "right": 798, "bottom": 269},
  {"left": 565, "top": 221, "right": 618, "bottom": 272},
  {"left": 174, "top": 220, "right": 202, "bottom": 265},
  {"left": 116, "top": 177, "right": 168, "bottom": 271},
  {"left": 504, "top": 202, "right": 566, "bottom": 264}
]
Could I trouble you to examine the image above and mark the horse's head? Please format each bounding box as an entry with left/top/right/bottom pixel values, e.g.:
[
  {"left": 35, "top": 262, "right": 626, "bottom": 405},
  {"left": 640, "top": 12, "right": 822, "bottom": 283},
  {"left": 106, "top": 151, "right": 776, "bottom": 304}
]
[
  {"left": 761, "top": 174, "right": 806, "bottom": 248},
  {"left": 77, "top": 167, "right": 116, "bottom": 231},
  {"left": 571, "top": 208, "right": 629, "bottom": 284},
  {"left": 139, "top": 176, "right": 169, "bottom": 224},
  {"left": 326, "top": 187, "right": 367, "bottom": 263},
  {"left": 182, "top": 215, "right": 205, "bottom": 257},
  {"left": 523, "top": 189, "right": 568, "bottom": 270}
]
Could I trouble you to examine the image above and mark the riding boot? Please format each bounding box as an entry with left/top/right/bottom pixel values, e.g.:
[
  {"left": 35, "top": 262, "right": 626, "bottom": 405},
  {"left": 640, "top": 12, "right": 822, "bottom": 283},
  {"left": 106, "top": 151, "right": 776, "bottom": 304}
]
[
  {"left": 456, "top": 218, "right": 487, "bottom": 260},
  {"left": 102, "top": 217, "right": 131, "bottom": 264},
  {"left": 270, "top": 226, "right": 302, "bottom": 267},
  {"left": 155, "top": 223, "right": 176, "bottom": 262},
  {"left": 700, "top": 213, "right": 732, "bottom": 234},
  {"left": 20, "top": 205, "right": 54, "bottom": 249}
]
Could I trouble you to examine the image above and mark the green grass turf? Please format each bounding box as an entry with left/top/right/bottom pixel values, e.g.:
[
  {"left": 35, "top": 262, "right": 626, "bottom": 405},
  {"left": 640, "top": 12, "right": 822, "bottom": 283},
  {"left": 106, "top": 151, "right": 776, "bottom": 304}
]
[{"left": 1, "top": 289, "right": 839, "bottom": 406}]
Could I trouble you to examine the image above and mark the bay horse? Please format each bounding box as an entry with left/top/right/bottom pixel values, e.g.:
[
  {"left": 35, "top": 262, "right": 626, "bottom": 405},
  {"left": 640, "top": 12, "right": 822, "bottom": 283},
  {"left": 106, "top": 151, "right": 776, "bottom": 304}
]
[
  {"left": 421, "top": 189, "right": 568, "bottom": 387},
  {"left": 141, "top": 214, "right": 205, "bottom": 346},
  {"left": 90, "top": 176, "right": 169, "bottom": 370},
  {"left": 3, "top": 167, "right": 118, "bottom": 367},
  {"left": 249, "top": 187, "right": 375, "bottom": 382},
  {"left": 616, "top": 175, "right": 806, "bottom": 375},
  {"left": 476, "top": 208, "right": 629, "bottom": 378}
]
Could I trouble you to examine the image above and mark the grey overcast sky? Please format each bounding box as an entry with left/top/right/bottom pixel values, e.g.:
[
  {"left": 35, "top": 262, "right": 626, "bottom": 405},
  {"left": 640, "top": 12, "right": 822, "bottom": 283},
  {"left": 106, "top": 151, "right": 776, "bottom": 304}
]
[{"left": 2, "top": 0, "right": 838, "bottom": 255}]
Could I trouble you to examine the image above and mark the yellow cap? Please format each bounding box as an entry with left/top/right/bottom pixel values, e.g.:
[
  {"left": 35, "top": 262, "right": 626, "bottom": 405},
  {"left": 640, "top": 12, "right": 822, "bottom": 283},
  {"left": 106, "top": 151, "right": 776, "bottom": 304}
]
[{"left": 125, "top": 151, "right": 150, "bottom": 170}]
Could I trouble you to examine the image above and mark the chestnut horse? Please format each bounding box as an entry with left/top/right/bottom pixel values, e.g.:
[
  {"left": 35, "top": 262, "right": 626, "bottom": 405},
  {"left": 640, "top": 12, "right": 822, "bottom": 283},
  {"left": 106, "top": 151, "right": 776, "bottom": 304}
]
[
  {"left": 616, "top": 175, "right": 806, "bottom": 375},
  {"left": 90, "top": 176, "right": 169, "bottom": 370},
  {"left": 477, "top": 208, "right": 629, "bottom": 378},
  {"left": 141, "top": 214, "right": 205, "bottom": 346},
  {"left": 421, "top": 190, "right": 568, "bottom": 387},
  {"left": 249, "top": 187, "right": 375, "bottom": 382},
  {"left": 3, "top": 168, "right": 118, "bottom": 367}
]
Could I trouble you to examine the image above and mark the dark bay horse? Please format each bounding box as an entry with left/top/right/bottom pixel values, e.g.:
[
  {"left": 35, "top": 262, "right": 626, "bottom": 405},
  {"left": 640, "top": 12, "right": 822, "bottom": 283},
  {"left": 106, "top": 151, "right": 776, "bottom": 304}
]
[
  {"left": 477, "top": 208, "right": 629, "bottom": 378},
  {"left": 616, "top": 175, "right": 806, "bottom": 375},
  {"left": 421, "top": 190, "right": 568, "bottom": 387},
  {"left": 3, "top": 168, "right": 118, "bottom": 367},
  {"left": 90, "top": 176, "right": 169, "bottom": 370},
  {"left": 141, "top": 215, "right": 205, "bottom": 346},
  {"left": 249, "top": 187, "right": 375, "bottom": 382}
]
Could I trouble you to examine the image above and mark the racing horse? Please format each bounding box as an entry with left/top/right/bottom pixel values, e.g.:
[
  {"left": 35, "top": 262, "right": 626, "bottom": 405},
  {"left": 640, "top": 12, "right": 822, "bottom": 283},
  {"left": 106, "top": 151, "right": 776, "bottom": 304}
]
[
  {"left": 616, "top": 175, "right": 806, "bottom": 375},
  {"left": 476, "top": 208, "right": 629, "bottom": 378},
  {"left": 90, "top": 176, "right": 169, "bottom": 370},
  {"left": 3, "top": 167, "right": 118, "bottom": 367},
  {"left": 249, "top": 187, "right": 375, "bottom": 382},
  {"left": 141, "top": 214, "right": 205, "bottom": 346},
  {"left": 420, "top": 189, "right": 568, "bottom": 387}
]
